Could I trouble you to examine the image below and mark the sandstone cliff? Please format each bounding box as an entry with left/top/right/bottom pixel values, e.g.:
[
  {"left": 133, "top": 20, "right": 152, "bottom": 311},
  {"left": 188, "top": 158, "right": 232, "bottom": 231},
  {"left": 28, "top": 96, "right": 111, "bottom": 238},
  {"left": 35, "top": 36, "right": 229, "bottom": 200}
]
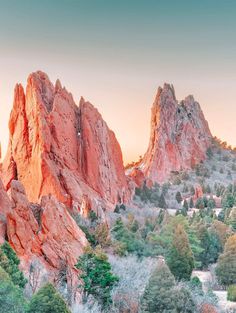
[
  {"left": 0, "top": 178, "right": 11, "bottom": 243},
  {"left": 2, "top": 71, "right": 130, "bottom": 212}
]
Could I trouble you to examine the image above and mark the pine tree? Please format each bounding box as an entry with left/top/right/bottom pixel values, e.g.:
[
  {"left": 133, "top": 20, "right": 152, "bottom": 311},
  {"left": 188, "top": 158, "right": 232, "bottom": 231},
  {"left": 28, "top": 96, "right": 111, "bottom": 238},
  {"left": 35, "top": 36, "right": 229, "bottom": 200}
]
[
  {"left": 76, "top": 246, "right": 118, "bottom": 308},
  {"left": 0, "top": 242, "right": 27, "bottom": 288},
  {"left": 216, "top": 234, "right": 236, "bottom": 286},
  {"left": 27, "top": 283, "right": 70, "bottom": 313},
  {"left": 197, "top": 224, "right": 221, "bottom": 268},
  {"left": 183, "top": 199, "right": 189, "bottom": 211},
  {"left": 140, "top": 260, "right": 176, "bottom": 313},
  {"left": 0, "top": 266, "right": 26, "bottom": 313},
  {"left": 159, "top": 193, "right": 167, "bottom": 209},
  {"left": 167, "top": 224, "right": 194, "bottom": 280},
  {"left": 176, "top": 191, "right": 183, "bottom": 204},
  {"left": 189, "top": 197, "right": 194, "bottom": 208}
]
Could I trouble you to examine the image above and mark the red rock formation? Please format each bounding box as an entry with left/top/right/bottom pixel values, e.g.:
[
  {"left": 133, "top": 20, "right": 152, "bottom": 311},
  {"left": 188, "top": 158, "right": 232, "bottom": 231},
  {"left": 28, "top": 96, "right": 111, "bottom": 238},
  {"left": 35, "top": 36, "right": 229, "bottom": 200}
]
[
  {"left": 140, "top": 84, "right": 212, "bottom": 183},
  {"left": 129, "top": 168, "right": 146, "bottom": 188},
  {"left": 7, "top": 180, "right": 87, "bottom": 271},
  {"left": 2, "top": 71, "right": 130, "bottom": 211},
  {"left": 194, "top": 185, "right": 203, "bottom": 200},
  {"left": 0, "top": 178, "right": 11, "bottom": 216},
  {"left": 0, "top": 178, "right": 11, "bottom": 243}
]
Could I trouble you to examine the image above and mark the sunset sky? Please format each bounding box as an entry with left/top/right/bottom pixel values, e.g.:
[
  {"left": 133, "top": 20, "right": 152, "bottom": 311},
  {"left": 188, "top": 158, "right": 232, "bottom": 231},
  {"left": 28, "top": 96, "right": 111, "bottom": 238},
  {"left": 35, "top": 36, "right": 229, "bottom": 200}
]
[{"left": 0, "top": 0, "right": 236, "bottom": 163}]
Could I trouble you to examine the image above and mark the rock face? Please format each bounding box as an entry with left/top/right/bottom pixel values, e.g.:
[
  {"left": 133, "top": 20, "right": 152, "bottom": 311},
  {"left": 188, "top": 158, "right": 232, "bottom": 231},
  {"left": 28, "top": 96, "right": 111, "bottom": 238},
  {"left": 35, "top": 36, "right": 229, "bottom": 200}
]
[
  {"left": 0, "top": 178, "right": 11, "bottom": 243},
  {"left": 139, "top": 84, "right": 212, "bottom": 183},
  {"left": 7, "top": 180, "right": 87, "bottom": 272},
  {"left": 2, "top": 71, "right": 130, "bottom": 211}
]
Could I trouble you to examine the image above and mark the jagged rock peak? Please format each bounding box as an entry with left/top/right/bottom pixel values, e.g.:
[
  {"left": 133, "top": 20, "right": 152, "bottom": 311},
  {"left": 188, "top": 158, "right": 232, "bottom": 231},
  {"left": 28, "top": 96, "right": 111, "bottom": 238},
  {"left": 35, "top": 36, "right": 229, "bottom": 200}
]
[
  {"left": 2, "top": 71, "right": 131, "bottom": 210},
  {"left": 140, "top": 83, "right": 212, "bottom": 183}
]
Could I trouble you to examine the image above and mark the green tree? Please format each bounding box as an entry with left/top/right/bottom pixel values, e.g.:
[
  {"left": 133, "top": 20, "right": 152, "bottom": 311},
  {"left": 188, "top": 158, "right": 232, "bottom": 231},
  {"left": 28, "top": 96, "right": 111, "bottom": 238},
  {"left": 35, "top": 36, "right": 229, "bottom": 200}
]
[
  {"left": 222, "top": 193, "right": 235, "bottom": 209},
  {"left": 228, "top": 208, "right": 236, "bottom": 231},
  {"left": 227, "top": 285, "right": 236, "bottom": 302},
  {"left": 167, "top": 224, "right": 194, "bottom": 280},
  {"left": 0, "top": 266, "right": 26, "bottom": 313},
  {"left": 206, "top": 147, "right": 213, "bottom": 159},
  {"left": 196, "top": 198, "right": 204, "bottom": 210},
  {"left": 76, "top": 246, "right": 118, "bottom": 308},
  {"left": 140, "top": 260, "right": 176, "bottom": 313},
  {"left": 172, "top": 285, "right": 195, "bottom": 313},
  {"left": 208, "top": 198, "right": 216, "bottom": 210},
  {"left": 189, "top": 197, "right": 194, "bottom": 209},
  {"left": 0, "top": 242, "right": 27, "bottom": 288},
  {"left": 27, "top": 283, "right": 70, "bottom": 313},
  {"left": 159, "top": 193, "right": 167, "bottom": 209},
  {"left": 197, "top": 225, "right": 221, "bottom": 268},
  {"left": 216, "top": 234, "right": 236, "bottom": 286},
  {"left": 183, "top": 199, "right": 189, "bottom": 211},
  {"left": 176, "top": 192, "right": 183, "bottom": 204},
  {"left": 112, "top": 217, "right": 146, "bottom": 256}
]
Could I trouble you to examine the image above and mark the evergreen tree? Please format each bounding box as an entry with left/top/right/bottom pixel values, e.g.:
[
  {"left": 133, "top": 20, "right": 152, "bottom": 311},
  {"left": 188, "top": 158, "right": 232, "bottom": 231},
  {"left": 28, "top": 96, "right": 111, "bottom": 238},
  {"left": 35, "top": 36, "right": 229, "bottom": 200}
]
[
  {"left": 167, "top": 224, "right": 194, "bottom": 280},
  {"left": 208, "top": 198, "right": 216, "bottom": 210},
  {"left": 196, "top": 198, "right": 204, "bottom": 209},
  {"left": 76, "top": 246, "right": 118, "bottom": 308},
  {"left": 197, "top": 225, "right": 221, "bottom": 268},
  {"left": 27, "top": 283, "right": 70, "bottom": 313},
  {"left": 190, "top": 186, "right": 195, "bottom": 196},
  {"left": 189, "top": 197, "right": 194, "bottom": 209},
  {"left": 180, "top": 206, "right": 187, "bottom": 216},
  {"left": 140, "top": 260, "right": 176, "bottom": 313},
  {"left": 228, "top": 208, "right": 236, "bottom": 231},
  {"left": 216, "top": 234, "right": 236, "bottom": 286},
  {"left": 0, "top": 242, "right": 27, "bottom": 288},
  {"left": 206, "top": 147, "right": 213, "bottom": 159},
  {"left": 159, "top": 193, "right": 167, "bottom": 209},
  {"left": 0, "top": 266, "right": 26, "bottom": 313},
  {"left": 183, "top": 199, "right": 189, "bottom": 211},
  {"left": 222, "top": 193, "right": 235, "bottom": 209},
  {"left": 176, "top": 191, "right": 183, "bottom": 204}
]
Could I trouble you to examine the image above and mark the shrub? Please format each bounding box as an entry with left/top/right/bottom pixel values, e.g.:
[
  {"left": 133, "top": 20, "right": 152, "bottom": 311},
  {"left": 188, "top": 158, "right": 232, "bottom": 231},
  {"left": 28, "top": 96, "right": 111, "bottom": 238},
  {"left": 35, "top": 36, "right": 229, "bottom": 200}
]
[
  {"left": 172, "top": 285, "right": 195, "bottom": 313},
  {"left": 89, "top": 211, "right": 98, "bottom": 223},
  {"left": 227, "top": 285, "right": 236, "bottom": 302},
  {"left": 94, "top": 223, "right": 111, "bottom": 248},
  {"left": 110, "top": 255, "right": 156, "bottom": 313},
  {"left": 191, "top": 276, "right": 203, "bottom": 290}
]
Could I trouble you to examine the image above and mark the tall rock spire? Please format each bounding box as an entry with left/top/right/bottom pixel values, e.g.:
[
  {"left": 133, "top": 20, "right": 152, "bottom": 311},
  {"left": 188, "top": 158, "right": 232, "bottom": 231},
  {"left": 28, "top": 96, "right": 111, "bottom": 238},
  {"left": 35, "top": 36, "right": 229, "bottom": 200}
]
[
  {"left": 141, "top": 84, "right": 212, "bottom": 182},
  {"left": 2, "top": 71, "right": 130, "bottom": 211}
]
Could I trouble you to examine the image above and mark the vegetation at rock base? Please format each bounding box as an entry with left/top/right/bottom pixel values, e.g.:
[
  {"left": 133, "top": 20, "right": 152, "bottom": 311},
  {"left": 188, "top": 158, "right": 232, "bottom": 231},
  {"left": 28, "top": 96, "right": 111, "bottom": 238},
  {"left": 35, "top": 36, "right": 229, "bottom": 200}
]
[
  {"left": 27, "top": 283, "right": 71, "bottom": 313},
  {"left": 0, "top": 241, "right": 27, "bottom": 289},
  {"left": 140, "top": 260, "right": 195, "bottom": 313},
  {"left": 0, "top": 266, "right": 26, "bottom": 313},
  {"left": 76, "top": 246, "right": 119, "bottom": 309}
]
